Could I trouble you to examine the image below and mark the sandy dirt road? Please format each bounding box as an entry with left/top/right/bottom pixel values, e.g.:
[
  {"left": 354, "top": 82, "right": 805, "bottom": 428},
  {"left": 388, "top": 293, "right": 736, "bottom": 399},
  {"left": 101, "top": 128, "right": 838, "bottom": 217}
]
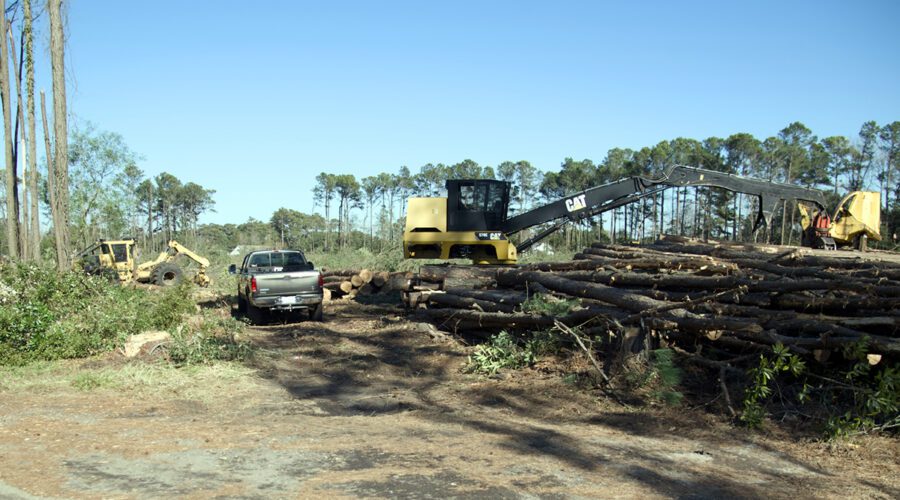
[{"left": 0, "top": 301, "right": 897, "bottom": 499}]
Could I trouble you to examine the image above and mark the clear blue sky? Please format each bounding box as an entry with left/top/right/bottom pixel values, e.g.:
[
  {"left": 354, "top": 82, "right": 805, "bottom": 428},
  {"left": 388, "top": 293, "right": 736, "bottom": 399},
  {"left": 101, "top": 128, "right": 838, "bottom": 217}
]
[{"left": 61, "top": 0, "right": 900, "bottom": 225}]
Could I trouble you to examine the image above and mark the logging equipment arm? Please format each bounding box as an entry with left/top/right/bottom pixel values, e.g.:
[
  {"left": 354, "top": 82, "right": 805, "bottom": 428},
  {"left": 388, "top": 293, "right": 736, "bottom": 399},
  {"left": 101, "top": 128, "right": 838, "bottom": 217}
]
[{"left": 501, "top": 165, "right": 828, "bottom": 252}]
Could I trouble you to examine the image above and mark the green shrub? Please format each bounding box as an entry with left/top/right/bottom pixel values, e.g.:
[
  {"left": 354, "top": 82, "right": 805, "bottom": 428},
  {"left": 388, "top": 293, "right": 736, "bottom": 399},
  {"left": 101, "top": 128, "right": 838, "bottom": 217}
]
[
  {"left": 520, "top": 293, "right": 580, "bottom": 316},
  {"left": 466, "top": 330, "right": 560, "bottom": 375},
  {"left": 623, "top": 348, "right": 684, "bottom": 406},
  {"left": 824, "top": 339, "right": 899, "bottom": 438},
  {"left": 166, "top": 313, "right": 252, "bottom": 366},
  {"left": 0, "top": 262, "right": 195, "bottom": 365},
  {"left": 738, "top": 340, "right": 899, "bottom": 437},
  {"left": 740, "top": 343, "right": 807, "bottom": 429},
  {"left": 648, "top": 348, "right": 684, "bottom": 405}
]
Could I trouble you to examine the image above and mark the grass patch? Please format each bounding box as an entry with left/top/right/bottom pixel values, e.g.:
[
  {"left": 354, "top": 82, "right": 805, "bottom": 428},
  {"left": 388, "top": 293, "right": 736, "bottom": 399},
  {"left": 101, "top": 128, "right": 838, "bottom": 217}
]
[
  {"left": 166, "top": 311, "right": 253, "bottom": 366},
  {"left": 0, "top": 359, "right": 258, "bottom": 401}
]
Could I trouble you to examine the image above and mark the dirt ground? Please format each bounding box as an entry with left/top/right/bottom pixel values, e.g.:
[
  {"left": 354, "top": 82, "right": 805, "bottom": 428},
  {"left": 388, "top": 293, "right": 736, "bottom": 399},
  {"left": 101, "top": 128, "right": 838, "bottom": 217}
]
[{"left": 0, "top": 300, "right": 897, "bottom": 499}]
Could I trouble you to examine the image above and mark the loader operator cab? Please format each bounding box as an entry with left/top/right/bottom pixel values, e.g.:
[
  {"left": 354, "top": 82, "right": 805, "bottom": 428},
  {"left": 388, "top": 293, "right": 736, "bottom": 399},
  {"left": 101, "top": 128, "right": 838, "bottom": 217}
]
[
  {"left": 404, "top": 179, "right": 518, "bottom": 264},
  {"left": 74, "top": 239, "right": 136, "bottom": 282},
  {"left": 446, "top": 179, "right": 510, "bottom": 232}
]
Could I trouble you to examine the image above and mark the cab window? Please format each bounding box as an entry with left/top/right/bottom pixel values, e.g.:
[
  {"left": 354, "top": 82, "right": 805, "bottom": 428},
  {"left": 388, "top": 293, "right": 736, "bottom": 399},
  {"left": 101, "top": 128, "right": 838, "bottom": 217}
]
[
  {"left": 111, "top": 244, "right": 128, "bottom": 263},
  {"left": 248, "top": 253, "right": 270, "bottom": 268}
]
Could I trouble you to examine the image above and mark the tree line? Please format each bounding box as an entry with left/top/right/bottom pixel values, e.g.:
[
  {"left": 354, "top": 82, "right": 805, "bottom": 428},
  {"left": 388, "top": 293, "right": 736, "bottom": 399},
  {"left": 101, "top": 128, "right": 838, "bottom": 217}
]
[
  {"left": 0, "top": 2, "right": 217, "bottom": 265},
  {"left": 201, "top": 120, "right": 899, "bottom": 256},
  {"left": 0, "top": 120, "right": 217, "bottom": 256}
]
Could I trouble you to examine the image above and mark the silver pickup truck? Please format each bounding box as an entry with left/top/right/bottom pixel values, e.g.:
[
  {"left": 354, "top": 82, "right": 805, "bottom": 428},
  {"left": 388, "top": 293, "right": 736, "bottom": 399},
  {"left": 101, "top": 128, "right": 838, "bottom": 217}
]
[{"left": 229, "top": 250, "right": 324, "bottom": 323}]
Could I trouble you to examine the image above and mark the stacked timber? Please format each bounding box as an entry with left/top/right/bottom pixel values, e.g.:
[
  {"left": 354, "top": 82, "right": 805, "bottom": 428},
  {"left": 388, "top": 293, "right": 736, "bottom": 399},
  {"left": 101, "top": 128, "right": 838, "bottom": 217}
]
[
  {"left": 405, "top": 241, "right": 900, "bottom": 366},
  {"left": 321, "top": 269, "right": 411, "bottom": 301}
]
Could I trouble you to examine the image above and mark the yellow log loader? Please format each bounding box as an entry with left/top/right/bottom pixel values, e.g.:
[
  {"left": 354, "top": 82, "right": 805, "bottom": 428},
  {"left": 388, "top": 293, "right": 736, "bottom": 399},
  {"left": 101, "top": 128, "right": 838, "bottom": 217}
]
[
  {"left": 403, "top": 165, "right": 881, "bottom": 264},
  {"left": 74, "top": 238, "right": 211, "bottom": 287}
]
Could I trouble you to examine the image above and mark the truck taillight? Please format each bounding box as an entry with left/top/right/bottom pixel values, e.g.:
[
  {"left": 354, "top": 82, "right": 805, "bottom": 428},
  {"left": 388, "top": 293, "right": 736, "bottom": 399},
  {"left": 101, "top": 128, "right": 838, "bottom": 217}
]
[
  {"left": 317, "top": 273, "right": 324, "bottom": 288},
  {"left": 250, "top": 276, "right": 258, "bottom": 293}
]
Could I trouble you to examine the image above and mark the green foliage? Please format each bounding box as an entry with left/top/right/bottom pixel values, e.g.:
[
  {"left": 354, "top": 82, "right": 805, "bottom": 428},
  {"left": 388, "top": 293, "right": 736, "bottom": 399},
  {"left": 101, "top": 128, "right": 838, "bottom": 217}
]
[
  {"left": 648, "top": 349, "right": 685, "bottom": 405},
  {"left": 466, "top": 330, "right": 559, "bottom": 375},
  {"left": 520, "top": 293, "right": 580, "bottom": 316},
  {"left": 740, "top": 339, "right": 898, "bottom": 437},
  {"left": 741, "top": 343, "right": 806, "bottom": 428},
  {"left": 0, "top": 263, "right": 195, "bottom": 365},
  {"left": 166, "top": 313, "right": 252, "bottom": 367},
  {"left": 623, "top": 348, "right": 684, "bottom": 406},
  {"left": 824, "top": 339, "right": 900, "bottom": 438}
]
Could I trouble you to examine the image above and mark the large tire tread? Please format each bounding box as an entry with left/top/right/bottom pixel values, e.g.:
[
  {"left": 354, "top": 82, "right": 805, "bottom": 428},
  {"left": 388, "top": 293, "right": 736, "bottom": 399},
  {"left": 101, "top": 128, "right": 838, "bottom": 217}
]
[{"left": 153, "top": 263, "right": 184, "bottom": 287}]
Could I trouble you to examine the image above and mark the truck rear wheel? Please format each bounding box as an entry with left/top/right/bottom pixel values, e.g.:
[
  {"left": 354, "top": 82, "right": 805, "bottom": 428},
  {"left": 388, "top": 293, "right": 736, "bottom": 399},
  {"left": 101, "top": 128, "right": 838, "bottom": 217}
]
[
  {"left": 153, "top": 263, "right": 184, "bottom": 286},
  {"left": 247, "top": 302, "right": 265, "bottom": 324},
  {"left": 237, "top": 290, "right": 247, "bottom": 313},
  {"left": 310, "top": 302, "right": 324, "bottom": 322}
]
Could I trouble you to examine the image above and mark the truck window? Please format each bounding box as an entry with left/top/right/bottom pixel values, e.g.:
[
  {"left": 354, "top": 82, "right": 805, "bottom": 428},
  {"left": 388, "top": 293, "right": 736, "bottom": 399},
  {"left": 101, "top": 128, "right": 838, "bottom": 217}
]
[
  {"left": 248, "top": 253, "right": 270, "bottom": 268},
  {"left": 247, "top": 252, "right": 308, "bottom": 272},
  {"left": 278, "top": 252, "right": 307, "bottom": 271}
]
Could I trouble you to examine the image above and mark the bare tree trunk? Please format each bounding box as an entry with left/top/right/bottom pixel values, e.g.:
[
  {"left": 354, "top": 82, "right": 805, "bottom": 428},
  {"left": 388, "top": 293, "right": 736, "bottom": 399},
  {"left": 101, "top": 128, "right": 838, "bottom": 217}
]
[
  {"left": 610, "top": 207, "right": 616, "bottom": 242},
  {"left": 0, "top": 0, "right": 20, "bottom": 258},
  {"left": 40, "top": 90, "right": 56, "bottom": 252},
  {"left": 49, "top": 0, "right": 70, "bottom": 268},
  {"left": 388, "top": 190, "right": 394, "bottom": 243},
  {"left": 9, "top": 28, "right": 30, "bottom": 260},
  {"left": 147, "top": 184, "right": 153, "bottom": 250},
  {"left": 692, "top": 188, "right": 699, "bottom": 238},
  {"left": 673, "top": 187, "right": 680, "bottom": 236},
  {"left": 781, "top": 160, "right": 792, "bottom": 245},
  {"left": 659, "top": 191, "right": 665, "bottom": 237},
  {"left": 24, "top": 0, "right": 39, "bottom": 260},
  {"left": 704, "top": 188, "right": 711, "bottom": 241}
]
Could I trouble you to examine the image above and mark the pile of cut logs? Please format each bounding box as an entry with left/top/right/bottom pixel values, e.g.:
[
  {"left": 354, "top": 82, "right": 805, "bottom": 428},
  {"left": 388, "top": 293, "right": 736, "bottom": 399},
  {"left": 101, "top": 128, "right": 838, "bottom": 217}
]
[
  {"left": 321, "top": 269, "right": 411, "bottom": 301},
  {"left": 404, "top": 240, "right": 900, "bottom": 367}
]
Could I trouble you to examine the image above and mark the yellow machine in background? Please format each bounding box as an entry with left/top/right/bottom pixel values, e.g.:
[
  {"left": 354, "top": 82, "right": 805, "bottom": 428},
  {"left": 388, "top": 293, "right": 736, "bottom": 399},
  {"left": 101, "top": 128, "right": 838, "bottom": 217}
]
[
  {"left": 800, "top": 191, "right": 881, "bottom": 251},
  {"left": 75, "top": 239, "right": 211, "bottom": 287},
  {"left": 404, "top": 166, "right": 884, "bottom": 265},
  {"left": 404, "top": 194, "right": 518, "bottom": 264}
]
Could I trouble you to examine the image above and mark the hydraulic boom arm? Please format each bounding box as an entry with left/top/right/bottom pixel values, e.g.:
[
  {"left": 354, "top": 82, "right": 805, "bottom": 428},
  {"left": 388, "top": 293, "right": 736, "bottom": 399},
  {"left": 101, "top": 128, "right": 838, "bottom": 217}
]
[{"left": 502, "top": 165, "right": 827, "bottom": 252}]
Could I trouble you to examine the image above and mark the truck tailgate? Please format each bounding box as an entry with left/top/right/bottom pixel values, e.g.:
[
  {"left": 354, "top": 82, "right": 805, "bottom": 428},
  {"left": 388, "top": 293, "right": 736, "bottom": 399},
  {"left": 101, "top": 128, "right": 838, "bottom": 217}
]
[{"left": 254, "top": 271, "right": 320, "bottom": 295}]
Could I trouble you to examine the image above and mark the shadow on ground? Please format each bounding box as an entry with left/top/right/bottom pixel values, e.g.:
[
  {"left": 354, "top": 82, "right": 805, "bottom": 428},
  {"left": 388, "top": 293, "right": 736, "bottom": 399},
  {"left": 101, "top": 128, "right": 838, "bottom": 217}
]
[{"left": 225, "top": 300, "right": 868, "bottom": 498}]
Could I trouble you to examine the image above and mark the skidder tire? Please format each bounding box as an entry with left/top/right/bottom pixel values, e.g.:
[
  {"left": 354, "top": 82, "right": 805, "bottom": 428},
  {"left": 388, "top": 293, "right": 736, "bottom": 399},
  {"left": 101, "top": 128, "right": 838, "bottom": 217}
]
[{"left": 153, "top": 263, "right": 184, "bottom": 287}]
